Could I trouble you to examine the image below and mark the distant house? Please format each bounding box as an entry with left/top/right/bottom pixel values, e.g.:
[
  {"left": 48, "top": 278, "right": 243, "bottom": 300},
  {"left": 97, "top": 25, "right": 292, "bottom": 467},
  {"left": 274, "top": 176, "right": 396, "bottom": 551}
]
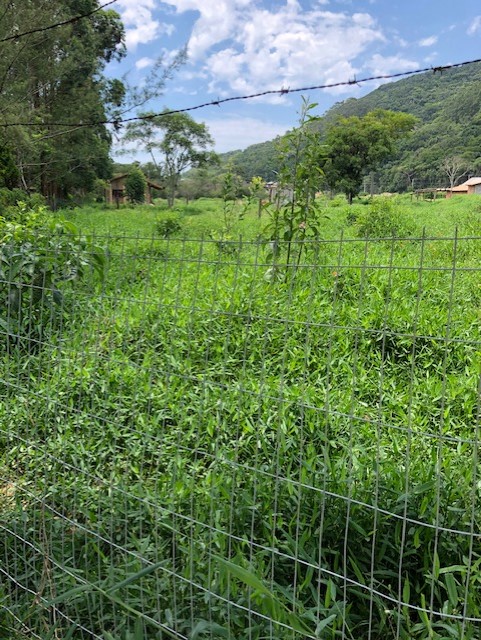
[
  {"left": 105, "top": 174, "right": 164, "bottom": 205},
  {"left": 446, "top": 177, "right": 481, "bottom": 198}
]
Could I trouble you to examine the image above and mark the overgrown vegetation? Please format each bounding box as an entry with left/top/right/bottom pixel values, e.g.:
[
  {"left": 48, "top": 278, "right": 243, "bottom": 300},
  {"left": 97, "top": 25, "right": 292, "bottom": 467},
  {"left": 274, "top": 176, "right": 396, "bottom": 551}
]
[
  {"left": 2, "top": 193, "right": 481, "bottom": 639},
  {"left": 125, "top": 168, "right": 147, "bottom": 204},
  {"left": 0, "top": 2, "right": 188, "bottom": 202},
  {"left": 0, "top": 202, "right": 106, "bottom": 353},
  {"left": 4, "top": 8, "right": 481, "bottom": 636}
]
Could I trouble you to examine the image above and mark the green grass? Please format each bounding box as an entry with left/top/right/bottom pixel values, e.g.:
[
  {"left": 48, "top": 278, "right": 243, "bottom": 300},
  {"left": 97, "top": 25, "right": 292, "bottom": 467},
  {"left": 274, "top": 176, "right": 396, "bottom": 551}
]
[
  {"left": 65, "top": 193, "right": 481, "bottom": 241},
  {"left": 2, "top": 194, "right": 481, "bottom": 639}
]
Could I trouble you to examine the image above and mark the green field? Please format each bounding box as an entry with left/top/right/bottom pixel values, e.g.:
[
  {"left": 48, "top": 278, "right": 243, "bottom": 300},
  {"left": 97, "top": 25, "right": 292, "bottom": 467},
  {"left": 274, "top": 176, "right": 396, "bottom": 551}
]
[{"left": 2, "top": 195, "right": 481, "bottom": 639}]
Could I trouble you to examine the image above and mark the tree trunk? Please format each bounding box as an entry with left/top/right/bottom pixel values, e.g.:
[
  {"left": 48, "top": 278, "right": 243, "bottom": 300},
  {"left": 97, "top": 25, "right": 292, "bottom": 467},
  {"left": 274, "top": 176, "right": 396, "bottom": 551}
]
[{"left": 167, "top": 176, "right": 177, "bottom": 208}]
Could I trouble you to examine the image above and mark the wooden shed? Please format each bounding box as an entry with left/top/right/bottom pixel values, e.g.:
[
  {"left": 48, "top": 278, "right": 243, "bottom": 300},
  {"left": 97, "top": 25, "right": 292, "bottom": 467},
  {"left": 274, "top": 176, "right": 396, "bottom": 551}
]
[
  {"left": 105, "top": 174, "right": 164, "bottom": 205},
  {"left": 446, "top": 177, "right": 481, "bottom": 198}
]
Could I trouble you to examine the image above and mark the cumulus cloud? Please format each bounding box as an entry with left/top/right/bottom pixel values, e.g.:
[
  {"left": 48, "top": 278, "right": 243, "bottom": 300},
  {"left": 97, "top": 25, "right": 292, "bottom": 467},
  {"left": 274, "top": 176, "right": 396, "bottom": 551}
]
[
  {"left": 117, "top": 0, "right": 174, "bottom": 50},
  {"left": 467, "top": 16, "right": 481, "bottom": 35},
  {"left": 418, "top": 35, "right": 438, "bottom": 47},
  {"left": 161, "top": 0, "right": 388, "bottom": 98}
]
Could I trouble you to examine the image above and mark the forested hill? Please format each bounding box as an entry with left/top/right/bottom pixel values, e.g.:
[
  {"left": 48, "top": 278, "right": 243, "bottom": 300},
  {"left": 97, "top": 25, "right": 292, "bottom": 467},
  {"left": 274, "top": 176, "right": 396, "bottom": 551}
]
[{"left": 225, "top": 61, "right": 481, "bottom": 191}]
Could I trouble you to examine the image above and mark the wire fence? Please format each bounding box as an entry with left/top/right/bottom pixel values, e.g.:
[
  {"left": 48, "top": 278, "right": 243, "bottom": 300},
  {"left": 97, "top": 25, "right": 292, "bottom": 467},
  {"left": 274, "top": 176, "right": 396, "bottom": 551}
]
[{"left": 1, "top": 232, "right": 481, "bottom": 639}]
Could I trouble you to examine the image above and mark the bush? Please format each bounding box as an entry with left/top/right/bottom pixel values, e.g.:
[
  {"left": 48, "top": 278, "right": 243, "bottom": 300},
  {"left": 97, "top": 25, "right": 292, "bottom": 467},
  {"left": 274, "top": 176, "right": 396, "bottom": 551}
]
[
  {"left": 355, "top": 196, "right": 415, "bottom": 238},
  {"left": 0, "top": 188, "right": 46, "bottom": 217},
  {"left": 155, "top": 212, "right": 183, "bottom": 238},
  {"left": 125, "top": 168, "right": 147, "bottom": 204},
  {"left": 0, "top": 202, "right": 105, "bottom": 351},
  {"left": 328, "top": 194, "right": 347, "bottom": 207}
]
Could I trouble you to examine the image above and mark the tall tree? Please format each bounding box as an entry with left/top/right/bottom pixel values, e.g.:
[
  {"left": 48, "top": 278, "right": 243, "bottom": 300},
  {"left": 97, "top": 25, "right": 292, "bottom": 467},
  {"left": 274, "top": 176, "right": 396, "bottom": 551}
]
[
  {"left": 0, "top": 1, "right": 126, "bottom": 199},
  {"left": 322, "top": 110, "right": 417, "bottom": 203},
  {"left": 125, "top": 110, "right": 217, "bottom": 207}
]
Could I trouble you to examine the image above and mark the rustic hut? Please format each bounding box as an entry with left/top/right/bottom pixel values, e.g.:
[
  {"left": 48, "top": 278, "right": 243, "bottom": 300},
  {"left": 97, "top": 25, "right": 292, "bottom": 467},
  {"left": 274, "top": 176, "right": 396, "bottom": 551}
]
[
  {"left": 446, "top": 177, "right": 481, "bottom": 198},
  {"left": 105, "top": 174, "right": 164, "bottom": 205}
]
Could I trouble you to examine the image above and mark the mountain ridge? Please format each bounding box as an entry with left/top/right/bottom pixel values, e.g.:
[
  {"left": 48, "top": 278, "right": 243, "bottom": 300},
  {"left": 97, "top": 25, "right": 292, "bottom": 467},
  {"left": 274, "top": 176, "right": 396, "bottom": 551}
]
[{"left": 222, "top": 61, "right": 481, "bottom": 191}]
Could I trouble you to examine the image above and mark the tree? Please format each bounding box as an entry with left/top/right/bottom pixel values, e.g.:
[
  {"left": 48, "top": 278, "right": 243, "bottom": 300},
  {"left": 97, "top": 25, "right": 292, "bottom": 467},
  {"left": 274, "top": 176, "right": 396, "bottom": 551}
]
[
  {"left": 0, "top": 1, "right": 127, "bottom": 199},
  {"left": 322, "top": 110, "right": 417, "bottom": 203},
  {"left": 0, "top": 138, "right": 19, "bottom": 189},
  {"left": 125, "top": 168, "right": 147, "bottom": 204},
  {"left": 125, "top": 111, "right": 217, "bottom": 207},
  {"left": 441, "top": 156, "right": 469, "bottom": 188}
]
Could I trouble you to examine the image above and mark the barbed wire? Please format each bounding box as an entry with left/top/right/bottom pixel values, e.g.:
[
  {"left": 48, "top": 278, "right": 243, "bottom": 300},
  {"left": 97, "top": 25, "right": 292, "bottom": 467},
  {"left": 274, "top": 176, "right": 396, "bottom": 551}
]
[
  {"left": 0, "top": 0, "right": 119, "bottom": 44},
  {"left": 0, "top": 56, "right": 480, "bottom": 130}
]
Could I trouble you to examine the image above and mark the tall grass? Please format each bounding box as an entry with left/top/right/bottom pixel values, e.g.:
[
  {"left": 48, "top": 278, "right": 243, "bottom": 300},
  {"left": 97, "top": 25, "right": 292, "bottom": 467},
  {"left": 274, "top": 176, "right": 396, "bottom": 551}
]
[{"left": 2, "top": 195, "right": 481, "bottom": 639}]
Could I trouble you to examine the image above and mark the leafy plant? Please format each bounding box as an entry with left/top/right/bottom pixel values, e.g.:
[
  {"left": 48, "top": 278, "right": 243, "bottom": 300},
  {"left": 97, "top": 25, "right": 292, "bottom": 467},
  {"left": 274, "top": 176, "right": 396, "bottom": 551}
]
[
  {"left": 125, "top": 168, "right": 147, "bottom": 204},
  {"left": 155, "top": 212, "right": 183, "bottom": 237},
  {"left": 263, "top": 97, "right": 326, "bottom": 281},
  {"left": 209, "top": 171, "right": 263, "bottom": 254},
  {"left": 0, "top": 203, "right": 105, "bottom": 351},
  {"left": 355, "top": 196, "right": 415, "bottom": 237},
  {"left": 4, "top": 198, "right": 481, "bottom": 639}
]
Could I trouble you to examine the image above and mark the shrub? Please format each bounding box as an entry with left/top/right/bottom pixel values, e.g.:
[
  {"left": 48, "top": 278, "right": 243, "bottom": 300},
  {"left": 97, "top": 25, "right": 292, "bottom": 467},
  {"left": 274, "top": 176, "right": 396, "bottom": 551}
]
[
  {"left": 355, "top": 196, "right": 415, "bottom": 238},
  {"left": 0, "top": 202, "right": 105, "bottom": 351},
  {"left": 328, "top": 194, "right": 347, "bottom": 207},
  {"left": 155, "top": 212, "right": 183, "bottom": 238},
  {"left": 0, "top": 188, "right": 46, "bottom": 218},
  {"left": 125, "top": 168, "right": 147, "bottom": 204}
]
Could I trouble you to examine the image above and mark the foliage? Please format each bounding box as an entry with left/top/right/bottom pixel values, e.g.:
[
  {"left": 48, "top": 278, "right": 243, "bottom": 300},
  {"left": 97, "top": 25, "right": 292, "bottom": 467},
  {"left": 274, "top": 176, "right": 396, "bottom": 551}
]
[
  {"left": 354, "top": 196, "right": 416, "bottom": 237},
  {"left": 264, "top": 98, "right": 326, "bottom": 280},
  {"left": 220, "top": 168, "right": 247, "bottom": 232},
  {"left": 208, "top": 171, "right": 263, "bottom": 254},
  {"left": 0, "top": 202, "right": 105, "bottom": 351},
  {"left": 0, "top": 188, "right": 33, "bottom": 212},
  {"left": 178, "top": 168, "right": 219, "bottom": 201},
  {"left": 5, "top": 197, "right": 481, "bottom": 637},
  {"left": 0, "top": 140, "right": 19, "bottom": 189},
  {"left": 124, "top": 168, "right": 147, "bottom": 204},
  {"left": 228, "top": 139, "right": 282, "bottom": 181},
  {"left": 155, "top": 212, "right": 183, "bottom": 237},
  {"left": 125, "top": 110, "right": 217, "bottom": 208},
  {"left": 322, "top": 109, "right": 417, "bottom": 203},
  {"left": 0, "top": 1, "right": 127, "bottom": 198}
]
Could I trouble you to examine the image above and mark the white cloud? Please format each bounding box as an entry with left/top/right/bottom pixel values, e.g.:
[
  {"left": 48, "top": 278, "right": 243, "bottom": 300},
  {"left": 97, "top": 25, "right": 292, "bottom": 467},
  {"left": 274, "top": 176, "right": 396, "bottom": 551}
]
[
  {"left": 418, "top": 35, "right": 438, "bottom": 47},
  {"left": 117, "top": 0, "right": 173, "bottom": 50},
  {"left": 135, "top": 57, "right": 155, "bottom": 70},
  {"left": 202, "top": 116, "right": 288, "bottom": 153},
  {"left": 161, "top": 1, "right": 385, "bottom": 99},
  {"left": 366, "top": 53, "right": 419, "bottom": 76},
  {"left": 467, "top": 16, "right": 481, "bottom": 36}
]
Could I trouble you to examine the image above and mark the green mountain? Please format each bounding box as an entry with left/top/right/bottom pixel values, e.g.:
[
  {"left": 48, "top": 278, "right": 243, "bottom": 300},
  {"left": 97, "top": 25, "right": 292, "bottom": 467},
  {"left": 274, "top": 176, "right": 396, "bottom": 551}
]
[{"left": 223, "top": 61, "right": 481, "bottom": 192}]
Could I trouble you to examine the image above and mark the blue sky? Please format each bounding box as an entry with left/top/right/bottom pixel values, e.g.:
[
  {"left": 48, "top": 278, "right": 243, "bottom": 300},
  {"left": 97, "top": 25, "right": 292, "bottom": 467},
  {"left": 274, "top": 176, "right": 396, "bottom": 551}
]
[{"left": 109, "top": 0, "right": 481, "bottom": 156}]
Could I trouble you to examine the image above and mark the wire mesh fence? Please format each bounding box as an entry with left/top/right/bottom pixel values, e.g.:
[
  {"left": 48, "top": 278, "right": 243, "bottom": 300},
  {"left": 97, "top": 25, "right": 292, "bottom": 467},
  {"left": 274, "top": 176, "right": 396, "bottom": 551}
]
[{"left": 1, "top": 232, "right": 481, "bottom": 639}]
